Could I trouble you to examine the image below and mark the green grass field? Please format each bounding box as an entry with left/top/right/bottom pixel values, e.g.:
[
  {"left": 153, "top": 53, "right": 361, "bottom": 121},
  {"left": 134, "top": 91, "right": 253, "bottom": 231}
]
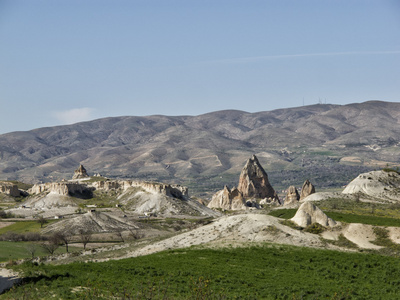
[
  {"left": 0, "top": 220, "right": 58, "bottom": 235},
  {"left": 0, "top": 241, "right": 80, "bottom": 262},
  {"left": 4, "top": 244, "right": 400, "bottom": 299}
]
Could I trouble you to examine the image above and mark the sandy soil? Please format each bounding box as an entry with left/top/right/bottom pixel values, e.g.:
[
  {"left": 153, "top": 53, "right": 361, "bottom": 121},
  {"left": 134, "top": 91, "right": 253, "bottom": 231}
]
[
  {"left": 342, "top": 223, "right": 382, "bottom": 249},
  {"left": 0, "top": 268, "right": 20, "bottom": 295},
  {"left": 0, "top": 222, "right": 15, "bottom": 229},
  {"left": 119, "top": 214, "right": 327, "bottom": 259},
  {"left": 6, "top": 206, "right": 77, "bottom": 218}
]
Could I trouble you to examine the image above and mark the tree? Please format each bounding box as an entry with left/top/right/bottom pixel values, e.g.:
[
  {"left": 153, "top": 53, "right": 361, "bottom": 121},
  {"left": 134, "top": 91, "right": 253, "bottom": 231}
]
[
  {"left": 41, "top": 233, "right": 61, "bottom": 255},
  {"left": 54, "top": 231, "right": 73, "bottom": 253},
  {"left": 26, "top": 243, "right": 37, "bottom": 259},
  {"left": 79, "top": 229, "right": 92, "bottom": 250},
  {"left": 37, "top": 215, "right": 48, "bottom": 228}
]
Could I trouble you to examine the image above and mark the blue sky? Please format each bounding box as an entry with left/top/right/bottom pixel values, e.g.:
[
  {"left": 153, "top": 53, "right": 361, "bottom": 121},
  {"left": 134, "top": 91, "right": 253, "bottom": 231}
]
[{"left": 0, "top": 0, "right": 399, "bottom": 134}]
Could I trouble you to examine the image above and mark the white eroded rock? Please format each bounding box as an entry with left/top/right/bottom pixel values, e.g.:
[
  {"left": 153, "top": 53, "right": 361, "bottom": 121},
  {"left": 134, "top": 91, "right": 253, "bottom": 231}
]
[
  {"left": 342, "top": 170, "right": 400, "bottom": 200},
  {"left": 0, "top": 181, "right": 20, "bottom": 197},
  {"left": 207, "top": 186, "right": 246, "bottom": 210},
  {"left": 300, "top": 179, "right": 315, "bottom": 200},
  {"left": 291, "top": 202, "right": 337, "bottom": 228}
]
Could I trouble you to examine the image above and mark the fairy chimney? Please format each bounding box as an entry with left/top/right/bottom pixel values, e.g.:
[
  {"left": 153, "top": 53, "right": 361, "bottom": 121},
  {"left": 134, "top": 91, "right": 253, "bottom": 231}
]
[
  {"left": 72, "top": 164, "right": 89, "bottom": 179},
  {"left": 285, "top": 185, "right": 300, "bottom": 206},
  {"left": 237, "top": 155, "right": 279, "bottom": 201},
  {"left": 300, "top": 179, "right": 315, "bottom": 200}
]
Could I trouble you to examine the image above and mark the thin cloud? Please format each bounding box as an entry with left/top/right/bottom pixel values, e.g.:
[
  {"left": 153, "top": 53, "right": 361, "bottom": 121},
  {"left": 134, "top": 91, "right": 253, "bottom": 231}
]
[
  {"left": 207, "top": 50, "right": 400, "bottom": 64},
  {"left": 53, "top": 107, "right": 95, "bottom": 125}
]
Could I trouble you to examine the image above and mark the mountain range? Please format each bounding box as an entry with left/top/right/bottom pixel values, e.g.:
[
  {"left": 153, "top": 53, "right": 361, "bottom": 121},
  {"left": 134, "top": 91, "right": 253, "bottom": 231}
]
[{"left": 1, "top": 100, "right": 399, "bottom": 196}]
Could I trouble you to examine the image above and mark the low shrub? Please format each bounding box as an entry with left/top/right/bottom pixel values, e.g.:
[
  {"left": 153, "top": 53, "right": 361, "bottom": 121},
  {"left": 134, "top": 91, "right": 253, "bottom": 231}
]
[
  {"left": 0, "top": 231, "right": 46, "bottom": 242},
  {"left": 304, "top": 223, "right": 326, "bottom": 234},
  {"left": 279, "top": 219, "right": 302, "bottom": 230},
  {"left": 327, "top": 234, "right": 358, "bottom": 249}
]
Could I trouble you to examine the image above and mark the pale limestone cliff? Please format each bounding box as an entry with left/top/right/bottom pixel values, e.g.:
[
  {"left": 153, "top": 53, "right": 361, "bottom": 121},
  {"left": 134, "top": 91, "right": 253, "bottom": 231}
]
[
  {"left": 91, "top": 180, "right": 188, "bottom": 199},
  {"left": 0, "top": 182, "right": 20, "bottom": 197},
  {"left": 29, "top": 182, "right": 91, "bottom": 196}
]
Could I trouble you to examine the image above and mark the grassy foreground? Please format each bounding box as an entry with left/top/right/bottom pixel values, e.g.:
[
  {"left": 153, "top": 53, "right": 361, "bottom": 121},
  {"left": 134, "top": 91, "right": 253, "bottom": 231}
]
[
  {"left": 4, "top": 244, "right": 400, "bottom": 299},
  {"left": 0, "top": 242, "right": 81, "bottom": 262},
  {"left": 0, "top": 220, "right": 60, "bottom": 235}
]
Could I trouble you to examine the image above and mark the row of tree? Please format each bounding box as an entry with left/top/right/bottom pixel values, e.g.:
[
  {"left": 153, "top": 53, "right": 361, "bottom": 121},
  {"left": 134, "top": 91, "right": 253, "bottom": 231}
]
[{"left": 25, "top": 229, "right": 93, "bottom": 258}]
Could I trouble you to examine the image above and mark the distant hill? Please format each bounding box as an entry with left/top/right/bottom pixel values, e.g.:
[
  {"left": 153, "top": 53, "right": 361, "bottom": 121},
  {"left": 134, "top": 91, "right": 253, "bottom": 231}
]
[{"left": 1, "top": 100, "right": 399, "bottom": 196}]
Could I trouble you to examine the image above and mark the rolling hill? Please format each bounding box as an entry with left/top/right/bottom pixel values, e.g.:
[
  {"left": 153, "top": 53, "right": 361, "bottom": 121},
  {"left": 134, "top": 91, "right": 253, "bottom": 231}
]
[{"left": 1, "top": 100, "right": 399, "bottom": 196}]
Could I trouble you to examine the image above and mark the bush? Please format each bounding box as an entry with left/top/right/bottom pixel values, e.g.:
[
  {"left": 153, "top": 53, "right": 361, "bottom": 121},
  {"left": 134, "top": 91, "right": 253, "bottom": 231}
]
[
  {"left": 328, "top": 234, "right": 358, "bottom": 249},
  {"left": 0, "top": 210, "right": 15, "bottom": 219},
  {"left": 0, "top": 231, "right": 46, "bottom": 242},
  {"left": 382, "top": 168, "right": 400, "bottom": 175},
  {"left": 304, "top": 223, "right": 326, "bottom": 234},
  {"left": 279, "top": 219, "right": 302, "bottom": 230}
]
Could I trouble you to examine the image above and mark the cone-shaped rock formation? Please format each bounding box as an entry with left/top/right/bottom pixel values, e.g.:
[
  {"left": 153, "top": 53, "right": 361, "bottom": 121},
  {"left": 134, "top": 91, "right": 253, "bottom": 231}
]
[
  {"left": 291, "top": 202, "right": 337, "bottom": 227},
  {"left": 207, "top": 185, "right": 246, "bottom": 210},
  {"left": 237, "top": 155, "right": 279, "bottom": 200},
  {"left": 72, "top": 164, "right": 89, "bottom": 179},
  {"left": 284, "top": 185, "right": 300, "bottom": 206},
  {"left": 300, "top": 179, "right": 315, "bottom": 200},
  {"left": 208, "top": 155, "right": 280, "bottom": 210}
]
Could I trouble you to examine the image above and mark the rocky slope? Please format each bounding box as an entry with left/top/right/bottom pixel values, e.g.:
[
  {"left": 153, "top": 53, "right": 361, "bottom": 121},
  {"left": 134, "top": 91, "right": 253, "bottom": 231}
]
[
  {"left": 1, "top": 101, "right": 400, "bottom": 194},
  {"left": 12, "top": 173, "right": 218, "bottom": 217},
  {"left": 342, "top": 170, "right": 400, "bottom": 201},
  {"left": 42, "top": 211, "right": 138, "bottom": 235}
]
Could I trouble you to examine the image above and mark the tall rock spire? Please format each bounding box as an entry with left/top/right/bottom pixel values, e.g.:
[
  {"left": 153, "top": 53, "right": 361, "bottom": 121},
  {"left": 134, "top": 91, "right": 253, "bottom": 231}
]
[
  {"left": 237, "top": 155, "right": 279, "bottom": 201},
  {"left": 72, "top": 164, "right": 89, "bottom": 179},
  {"left": 300, "top": 179, "right": 315, "bottom": 200}
]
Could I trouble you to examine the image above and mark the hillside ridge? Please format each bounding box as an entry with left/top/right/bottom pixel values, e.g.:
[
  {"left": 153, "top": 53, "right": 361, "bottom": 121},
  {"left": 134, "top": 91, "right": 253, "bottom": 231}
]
[{"left": 1, "top": 101, "right": 399, "bottom": 195}]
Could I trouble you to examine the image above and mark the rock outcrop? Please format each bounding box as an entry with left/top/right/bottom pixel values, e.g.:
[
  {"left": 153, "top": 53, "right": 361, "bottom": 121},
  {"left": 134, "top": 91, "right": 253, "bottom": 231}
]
[
  {"left": 342, "top": 170, "right": 400, "bottom": 201},
  {"left": 72, "top": 164, "right": 89, "bottom": 179},
  {"left": 259, "top": 197, "right": 281, "bottom": 206},
  {"left": 207, "top": 186, "right": 246, "bottom": 210},
  {"left": 291, "top": 202, "right": 337, "bottom": 227},
  {"left": 29, "top": 182, "right": 92, "bottom": 197},
  {"left": 300, "top": 179, "right": 315, "bottom": 200},
  {"left": 0, "top": 181, "right": 20, "bottom": 197},
  {"left": 284, "top": 186, "right": 300, "bottom": 206},
  {"left": 237, "top": 155, "right": 279, "bottom": 201},
  {"left": 91, "top": 180, "right": 188, "bottom": 199},
  {"left": 208, "top": 155, "right": 280, "bottom": 210}
]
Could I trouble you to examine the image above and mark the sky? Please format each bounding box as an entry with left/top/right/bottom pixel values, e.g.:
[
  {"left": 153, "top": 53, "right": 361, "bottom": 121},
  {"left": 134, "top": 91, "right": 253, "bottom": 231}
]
[{"left": 0, "top": 0, "right": 399, "bottom": 134}]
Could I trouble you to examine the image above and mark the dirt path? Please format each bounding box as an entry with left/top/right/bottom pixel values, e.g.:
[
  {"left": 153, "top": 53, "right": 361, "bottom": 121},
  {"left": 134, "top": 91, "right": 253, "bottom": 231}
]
[
  {"left": 0, "top": 268, "right": 20, "bottom": 295},
  {"left": 0, "top": 222, "right": 15, "bottom": 229}
]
